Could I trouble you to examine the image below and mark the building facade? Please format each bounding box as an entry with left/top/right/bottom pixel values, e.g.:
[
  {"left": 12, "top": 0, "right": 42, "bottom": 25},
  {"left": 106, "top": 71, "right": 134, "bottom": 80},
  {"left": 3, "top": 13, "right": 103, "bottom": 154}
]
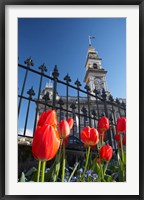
[{"left": 37, "top": 42, "right": 126, "bottom": 148}]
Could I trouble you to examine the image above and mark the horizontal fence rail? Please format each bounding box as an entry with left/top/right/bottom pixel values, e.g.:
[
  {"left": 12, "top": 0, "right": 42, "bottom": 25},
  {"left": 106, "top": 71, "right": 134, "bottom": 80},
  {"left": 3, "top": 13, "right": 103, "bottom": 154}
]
[{"left": 18, "top": 58, "right": 126, "bottom": 150}]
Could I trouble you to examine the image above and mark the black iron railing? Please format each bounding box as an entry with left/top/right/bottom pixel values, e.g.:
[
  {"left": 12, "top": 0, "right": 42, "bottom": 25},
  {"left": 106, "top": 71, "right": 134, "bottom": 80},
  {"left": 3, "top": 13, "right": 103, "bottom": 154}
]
[{"left": 18, "top": 57, "right": 126, "bottom": 149}]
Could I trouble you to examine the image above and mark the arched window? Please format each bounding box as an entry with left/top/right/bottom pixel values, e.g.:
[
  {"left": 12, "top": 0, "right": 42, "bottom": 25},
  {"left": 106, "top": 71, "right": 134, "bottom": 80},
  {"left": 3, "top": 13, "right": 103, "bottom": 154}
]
[{"left": 93, "top": 63, "right": 98, "bottom": 69}]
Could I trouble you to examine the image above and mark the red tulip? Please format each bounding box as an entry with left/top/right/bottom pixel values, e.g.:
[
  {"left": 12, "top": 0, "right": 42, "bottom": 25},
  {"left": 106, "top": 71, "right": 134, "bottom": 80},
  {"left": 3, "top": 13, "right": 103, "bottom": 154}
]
[
  {"left": 114, "top": 134, "right": 120, "bottom": 141},
  {"left": 98, "top": 116, "right": 109, "bottom": 134},
  {"left": 58, "top": 120, "right": 70, "bottom": 139},
  {"left": 58, "top": 118, "right": 74, "bottom": 139},
  {"left": 116, "top": 117, "right": 126, "bottom": 133},
  {"left": 99, "top": 145, "right": 113, "bottom": 161},
  {"left": 32, "top": 124, "right": 60, "bottom": 161},
  {"left": 123, "top": 134, "right": 126, "bottom": 145},
  {"left": 67, "top": 118, "right": 74, "bottom": 129},
  {"left": 80, "top": 126, "right": 99, "bottom": 147},
  {"left": 37, "top": 110, "right": 57, "bottom": 128}
]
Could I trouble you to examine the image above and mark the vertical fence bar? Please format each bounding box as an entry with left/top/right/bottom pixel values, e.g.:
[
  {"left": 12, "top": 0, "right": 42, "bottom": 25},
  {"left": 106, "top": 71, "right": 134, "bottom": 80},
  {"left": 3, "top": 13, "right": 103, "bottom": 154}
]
[
  {"left": 43, "top": 92, "right": 50, "bottom": 111},
  {"left": 109, "top": 114, "right": 117, "bottom": 150},
  {"left": 23, "top": 87, "right": 35, "bottom": 136},
  {"left": 85, "top": 85, "right": 91, "bottom": 127},
  {"left": 58, "top": 98, "right": 64, "bottom": 121},
  {"left": 64, "top": 74, "right": 71, "bottom": 119},
  {"left": 91, "top": 110, "right": 97, "bottom": 128},
  {"left": 101, "top": 88, "right": 108, "bottom": 117},
  {"left": 18, "top": 57, "right": 34, "bottom": 116},
  {"left": 116, "top": 98, "right": 122, "bottom": 117},
  {"left": 109, "top": 95, "right": 116, "bottom": 124},
  {"left": 70, "top": 102, "right": 76, "bottom": 142},
  {"left": 52, "top": 65, "right": 59, "bottom": 109},
  {"left": 93, "top": 88, "right": 100, "bottom": 119},
  {"left": 81, "top": 106, "right": 87, "bottom": 127},
  {"left": 121, "top": 101, "right": 126, "bottom": 116},
  {"left": 33, "top": 64, "right": 47, "bottom": 132},
  {"left": 101, "top": 88, "right": 113, "bottom": 146},
  {"left": 75, "top": 79, "right": 82, "bottom": 139}
]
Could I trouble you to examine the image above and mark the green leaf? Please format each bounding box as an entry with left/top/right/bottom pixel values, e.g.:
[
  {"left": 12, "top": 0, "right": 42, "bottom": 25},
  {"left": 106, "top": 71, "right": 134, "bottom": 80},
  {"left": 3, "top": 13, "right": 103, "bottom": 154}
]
[
  {"left": 30, "top": 171, "right": 38, "bottom": 182},
  {"left": 53, "top": 161, "right": 61, "bottom": 182},
  {"left": 25, "top": 167, "right": 37, "bottom": 177},
  {"left": 19, "top": 172, "right": 26, "bottom": 182},
  {"left": 68, "top": 162, "right": 79, "bottom": 182},
  {"left": 104, "top": 174, "right": 113, "bottom": 182},
  {"left": 123, "top": 152, "right": 126, "bottom": 165},
  {"left": 45, "top": 160, "right": 57, "bottom": 181}
]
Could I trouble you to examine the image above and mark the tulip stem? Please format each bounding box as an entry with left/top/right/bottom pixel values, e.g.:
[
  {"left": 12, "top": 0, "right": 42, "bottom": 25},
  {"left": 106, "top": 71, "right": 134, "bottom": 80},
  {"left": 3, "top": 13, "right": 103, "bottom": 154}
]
[
  {"left": 81, "top": 146, "right": 91, "bottom": 181},
  {"left": 103, "top": 161, "right": 109, "bottom": 175},
  {"left": 41, "top": 161, "right": 46, "bottom": 182},
  {"left": 100, "top": 162, "right": 105, "bottom": 182},
  {"left": 62, "top": 142, "right": 66, "bottom": 182},
  {"left": 53, "top": 144, "right": 62, "bottom": 182},
  {"left": 37, "top": 160, "right": 41, "bottom": 182}
]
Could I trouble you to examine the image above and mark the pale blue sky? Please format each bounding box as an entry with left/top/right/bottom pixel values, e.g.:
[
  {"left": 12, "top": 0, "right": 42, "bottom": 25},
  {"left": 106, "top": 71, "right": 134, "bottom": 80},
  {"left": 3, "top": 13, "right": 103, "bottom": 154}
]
[
  {"left": 18, "top": 18, "right": 126, "bottom": 133},
  {"left": 18, "top": 18, "right": 126, "bottom": 98}
]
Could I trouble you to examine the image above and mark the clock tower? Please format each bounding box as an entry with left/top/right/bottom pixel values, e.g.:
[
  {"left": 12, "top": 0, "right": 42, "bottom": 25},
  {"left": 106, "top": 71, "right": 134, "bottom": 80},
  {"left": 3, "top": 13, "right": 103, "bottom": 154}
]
[{"left": 84, "top": 40, "right": 109, "bottom": 95}]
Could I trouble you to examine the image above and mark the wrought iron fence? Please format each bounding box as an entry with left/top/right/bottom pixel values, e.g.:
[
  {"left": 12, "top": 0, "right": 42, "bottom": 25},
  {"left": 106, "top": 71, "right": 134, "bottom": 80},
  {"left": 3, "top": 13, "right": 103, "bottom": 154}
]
[{"left": 18, "top": 57, "right": 126, "bottom": 150}]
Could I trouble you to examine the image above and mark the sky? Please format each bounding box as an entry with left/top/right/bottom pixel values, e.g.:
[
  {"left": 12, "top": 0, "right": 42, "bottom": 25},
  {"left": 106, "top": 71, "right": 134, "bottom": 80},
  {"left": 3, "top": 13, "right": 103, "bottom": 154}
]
[{"left": 18, "top": 18, "right": 126, "bottom": 135}]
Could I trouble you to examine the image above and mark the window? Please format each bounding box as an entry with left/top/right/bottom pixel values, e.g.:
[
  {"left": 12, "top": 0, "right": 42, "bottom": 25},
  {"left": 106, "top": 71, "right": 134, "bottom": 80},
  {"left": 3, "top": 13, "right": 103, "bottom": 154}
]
[{"left": 93, "top": 63, "right": 98, "bottom": 69}]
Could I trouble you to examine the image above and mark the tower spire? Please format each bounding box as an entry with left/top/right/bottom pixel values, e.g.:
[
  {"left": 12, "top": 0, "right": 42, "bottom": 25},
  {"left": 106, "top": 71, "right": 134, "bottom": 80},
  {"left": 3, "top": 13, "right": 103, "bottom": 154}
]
[{"left": 84, "top": 38, "right": 109, "bottom": 95}]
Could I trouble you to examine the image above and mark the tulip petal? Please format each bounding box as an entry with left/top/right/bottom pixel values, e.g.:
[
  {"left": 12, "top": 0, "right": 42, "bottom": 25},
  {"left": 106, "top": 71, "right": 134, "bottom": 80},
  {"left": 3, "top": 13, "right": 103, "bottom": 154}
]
[
  {"left": 37, "top": 110, "right": 57, "bottom": 128},
  {"left": 89, "top": 128, "right": 99, "bottom": 145},
  {"left": 80, "top": 126, "right": 99, "bottom": 146},
  {"left": 99, "top": 145, "right": 113, "bottom": 161},
  {"left": 67, "top": 118, "right": 74, "bottom": 129},
  {"left": 32, "top": 124, "right": 60, "bottom": 161},
  {"left": 58, "top": 120, "right": 70, "bottom": 139},
  {"left": 98, "top": 116, "right": 109, "bottom": 133},
  {"left": 116, "top": 117, "right": 126, "bottom": 133},
  {"left": 80, "top": 126, "right": 91, "bottom": 144}
]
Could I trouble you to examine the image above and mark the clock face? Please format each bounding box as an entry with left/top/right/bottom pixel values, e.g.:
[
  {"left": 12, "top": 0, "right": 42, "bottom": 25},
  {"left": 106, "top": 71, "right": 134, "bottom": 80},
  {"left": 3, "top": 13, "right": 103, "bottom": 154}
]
[{"left": 96, "top": 79, "right": 100, "bottom": 84}]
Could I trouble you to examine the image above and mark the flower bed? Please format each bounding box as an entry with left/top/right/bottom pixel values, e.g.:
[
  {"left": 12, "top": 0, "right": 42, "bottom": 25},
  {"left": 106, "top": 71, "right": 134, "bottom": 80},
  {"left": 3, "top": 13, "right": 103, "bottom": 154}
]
[{"left": 19, "top": 110, "right": 126, "bottom": 182}]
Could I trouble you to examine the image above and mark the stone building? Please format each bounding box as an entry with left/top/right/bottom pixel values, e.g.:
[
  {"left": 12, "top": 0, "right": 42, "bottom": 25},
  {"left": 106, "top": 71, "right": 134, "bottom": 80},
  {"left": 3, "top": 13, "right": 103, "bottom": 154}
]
[{"left": 37, "top": 42, "right": 126, "bottom": 146}]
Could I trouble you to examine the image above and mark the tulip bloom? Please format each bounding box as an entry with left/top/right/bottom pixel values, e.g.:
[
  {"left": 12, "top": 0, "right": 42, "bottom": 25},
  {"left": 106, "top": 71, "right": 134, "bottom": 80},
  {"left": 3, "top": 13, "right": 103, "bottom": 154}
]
[
  {"left": 58, "top": 118, "right": 74, "bottom": 139},
  {"left": 114, "top": 134, "right": 120, "bottom": 141},
  {"left": 32, "top": 124, "right": 60, "bottom": 161},
  {"left": 99, "top": 145, "right": 113, "bottom": 161},
  {"left": 116, "top": 117, "right": 126, "bottom": 133},
  {"left": 98, "top": 116, "right": 109, "bottom": 134},
  {"left": 80, "top": 126, "right": 99, "bottom": 147},
  {"left": 37, "top": 110, "right": 57, "bottom": 128}
]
